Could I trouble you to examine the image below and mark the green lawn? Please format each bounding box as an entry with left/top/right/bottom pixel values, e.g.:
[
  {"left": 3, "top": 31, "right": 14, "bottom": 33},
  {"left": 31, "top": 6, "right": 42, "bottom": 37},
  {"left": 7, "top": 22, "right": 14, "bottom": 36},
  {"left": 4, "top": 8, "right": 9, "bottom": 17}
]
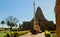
[{"left": 0, "top": 31, "right": 7, "bottom": 37}]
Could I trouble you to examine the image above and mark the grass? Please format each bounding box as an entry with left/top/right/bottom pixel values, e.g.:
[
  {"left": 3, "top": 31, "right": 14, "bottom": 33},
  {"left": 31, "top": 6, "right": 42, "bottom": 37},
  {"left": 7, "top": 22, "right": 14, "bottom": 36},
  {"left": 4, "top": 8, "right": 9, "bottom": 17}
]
[{"left": 0, "top": 31, "right": 7, "bottom": 37}]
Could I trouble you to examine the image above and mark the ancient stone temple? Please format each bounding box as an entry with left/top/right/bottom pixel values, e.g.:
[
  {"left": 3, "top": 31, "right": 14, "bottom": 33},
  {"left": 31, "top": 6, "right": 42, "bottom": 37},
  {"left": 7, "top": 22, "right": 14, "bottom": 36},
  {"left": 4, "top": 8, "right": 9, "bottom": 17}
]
[
  {"left": 31, "top": 7, "right": 47, "bottom": 34},
  {"left": 31, "top": 7, "right": 55, "bottom": 32},
  {"left": 19, "top": 7, "right": 56, "bottom": 33}
]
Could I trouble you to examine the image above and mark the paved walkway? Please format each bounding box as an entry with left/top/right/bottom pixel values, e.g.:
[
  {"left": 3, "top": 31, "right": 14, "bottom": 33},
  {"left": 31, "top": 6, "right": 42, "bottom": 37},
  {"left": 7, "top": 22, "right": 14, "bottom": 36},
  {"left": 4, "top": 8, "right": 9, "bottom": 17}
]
[{"left": 18, "top": 32, "right": 45, "bottom": 37}]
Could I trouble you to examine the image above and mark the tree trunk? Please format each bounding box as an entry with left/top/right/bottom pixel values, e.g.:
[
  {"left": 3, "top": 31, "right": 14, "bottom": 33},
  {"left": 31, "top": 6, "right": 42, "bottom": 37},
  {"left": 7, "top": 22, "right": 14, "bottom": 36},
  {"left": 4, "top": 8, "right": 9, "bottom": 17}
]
[
  {"left": 10, "top": 26, "right": 12, "bottom": 32},
  {"left": 2, "top": 24, "right": 3, "bottom": 29},
  {"left": 54, "top": 0, "right": 60, "bottom": 37}
]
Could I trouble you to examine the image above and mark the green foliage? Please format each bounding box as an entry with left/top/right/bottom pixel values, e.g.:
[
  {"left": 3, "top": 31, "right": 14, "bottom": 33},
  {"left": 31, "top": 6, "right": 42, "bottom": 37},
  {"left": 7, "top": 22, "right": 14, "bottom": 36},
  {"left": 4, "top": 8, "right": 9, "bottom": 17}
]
[
  {"left": 51, "top": 33, "right": 56, "bottom": 37},
  {"left": 6, "top": 16, "right": 19, "bottom": 26},
  {"left": 1, "top": 20, "right": 5, "bottom": 24},
  {"left": 17, "top": 30, "right": 30, "bottom": 36},
  {"left": 5, "top": 16, "right": 19, "bottom": 31},
  {"left": 45, "top": 30, "right": 51, "bottom": 35},
  {"left": 0, "top": 28, "right": 5, "bottom": 31},
  {"left": 45, "top": 30, "right": 56, "bottom": 37},
  {"left": 1, "top": 20, "right": 5, "bottom": 28},
  {"left": 7, "top": 30, "right": 30, "bottom": 37}
]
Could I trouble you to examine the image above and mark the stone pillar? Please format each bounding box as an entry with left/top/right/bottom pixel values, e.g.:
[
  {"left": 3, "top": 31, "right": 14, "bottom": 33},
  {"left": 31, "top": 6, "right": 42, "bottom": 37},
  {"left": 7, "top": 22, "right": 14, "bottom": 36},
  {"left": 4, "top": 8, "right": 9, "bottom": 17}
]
[{"left": 54, "top": 0, "right": 60, "bottom": 37}]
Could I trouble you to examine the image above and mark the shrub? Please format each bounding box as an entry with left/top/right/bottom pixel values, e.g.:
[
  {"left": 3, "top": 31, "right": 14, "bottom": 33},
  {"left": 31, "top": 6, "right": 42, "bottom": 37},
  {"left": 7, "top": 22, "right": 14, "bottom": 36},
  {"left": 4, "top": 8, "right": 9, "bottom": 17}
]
[
  {"left": 51, "top": 33, "right": 56, "bottom": 37},
  {"left": 7, "top": 32, "right": 14, "bottom": 37},
  {"left": 6, "top": 34, "right": 10, "bottom": 37},
  {"left": 17, "top": 30, "right": 30, "bottom": 36},
  {"left": 45, "top": 34, "right": 50, "bottom": 37},
  {"left": 6, "top": 30, "right": 30, "bottom": 37},
  {"left": 45, "top": 30, "right": 56, "bottom": 37}
]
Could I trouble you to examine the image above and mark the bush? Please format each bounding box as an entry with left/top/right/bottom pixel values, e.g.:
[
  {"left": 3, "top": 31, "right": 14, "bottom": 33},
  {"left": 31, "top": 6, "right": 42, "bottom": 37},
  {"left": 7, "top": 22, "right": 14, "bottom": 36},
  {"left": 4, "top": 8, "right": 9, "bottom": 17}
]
[
  {"left": 45, "top": 30, "right": 56, "bottom": 37},
  {"left": 45, "top": 34, "right": 50, "bottom": 37},
  {"left": 17, "top": 30, "right": 30, "bottom": 36},
  {"left": 6, "top": 30, "right": 30, "bottom": 37},
  {"left": 51, "top": 33, "right": 56, "bottom": 37},
  {"left": 7, "top": 32, "right": 14, "bottom": 37},
  {"left": 6, "top": 34, "right": 10, "bottom": 37},
  {"left": 45, "top": 30, "right": 51, "bottom": 34}
]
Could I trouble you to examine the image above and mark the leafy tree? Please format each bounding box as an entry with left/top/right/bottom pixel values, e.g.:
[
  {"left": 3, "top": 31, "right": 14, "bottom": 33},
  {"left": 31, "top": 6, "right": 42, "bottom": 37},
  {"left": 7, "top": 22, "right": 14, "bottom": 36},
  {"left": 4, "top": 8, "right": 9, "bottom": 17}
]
[
  {"left": 1, "top": 20, "right": 5, "bottom": 28},
  {"left": 5, "top": 16, "right": 19, "bottom": 32}
]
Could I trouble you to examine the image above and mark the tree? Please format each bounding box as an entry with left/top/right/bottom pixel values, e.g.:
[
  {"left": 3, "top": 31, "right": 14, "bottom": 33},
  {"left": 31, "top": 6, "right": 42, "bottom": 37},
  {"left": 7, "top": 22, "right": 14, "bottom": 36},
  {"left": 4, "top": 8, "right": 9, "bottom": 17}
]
[
  {"left": 5, "top": 16, "right": 19, "bottom": 32},
  {"left": 1, "top": 20, "right": 5, "bottom": 28}
]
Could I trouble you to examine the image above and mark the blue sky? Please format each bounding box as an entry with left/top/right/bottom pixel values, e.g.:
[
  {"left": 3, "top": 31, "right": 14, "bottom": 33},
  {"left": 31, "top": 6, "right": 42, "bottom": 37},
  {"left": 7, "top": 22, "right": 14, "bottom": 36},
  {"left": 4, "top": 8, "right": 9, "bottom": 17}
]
[{"left": 0, "top": 0, "right": 56, "bottom": 28}]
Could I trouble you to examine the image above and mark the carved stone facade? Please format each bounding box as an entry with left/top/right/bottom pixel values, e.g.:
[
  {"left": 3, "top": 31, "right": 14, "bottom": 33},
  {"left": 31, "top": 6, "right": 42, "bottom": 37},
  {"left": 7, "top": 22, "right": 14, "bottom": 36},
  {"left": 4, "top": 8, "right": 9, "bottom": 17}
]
[
  {"left": 19, "top": 7, "right": 56, "bottom": 34},
  {"left": 31, "top": 7, "right": 55, "bottom": 32}
]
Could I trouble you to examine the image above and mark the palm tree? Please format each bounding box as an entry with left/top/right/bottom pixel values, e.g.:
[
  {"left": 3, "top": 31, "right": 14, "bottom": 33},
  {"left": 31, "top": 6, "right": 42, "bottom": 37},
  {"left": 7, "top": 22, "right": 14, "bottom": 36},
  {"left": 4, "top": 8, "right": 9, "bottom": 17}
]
[
  {"left": 1, "top": 20, "right": 5, "bottom": 28},
  {"left": 5, "top": 16, "right": 19, "bottom": 32}
]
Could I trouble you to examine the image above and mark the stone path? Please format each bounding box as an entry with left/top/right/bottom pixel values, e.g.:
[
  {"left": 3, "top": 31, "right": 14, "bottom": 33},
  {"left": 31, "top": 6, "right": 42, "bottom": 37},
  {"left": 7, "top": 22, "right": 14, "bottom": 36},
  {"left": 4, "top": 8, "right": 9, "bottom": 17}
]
[{"left": 18, "top": 32, "right": 45, "bottom": 37}]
